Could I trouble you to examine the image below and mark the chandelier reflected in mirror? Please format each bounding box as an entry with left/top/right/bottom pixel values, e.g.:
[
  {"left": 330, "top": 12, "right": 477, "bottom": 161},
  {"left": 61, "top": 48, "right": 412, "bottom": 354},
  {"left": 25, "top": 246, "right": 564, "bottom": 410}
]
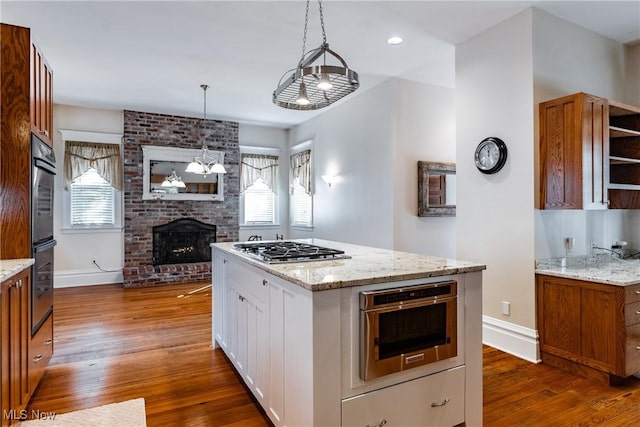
[
  {"left": 272, "top": 0, "right": 359, "bottom": 111},
  {"left": 161, "top": 170, "right": 186, "bottom": 188},
  {"left": 186, "top": 84, "right": 227, "bottom": 177}
]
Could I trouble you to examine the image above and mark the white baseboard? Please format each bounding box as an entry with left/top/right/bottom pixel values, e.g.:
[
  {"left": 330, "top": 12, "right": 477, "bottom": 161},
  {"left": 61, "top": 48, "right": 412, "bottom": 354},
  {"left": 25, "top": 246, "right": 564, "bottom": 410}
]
[
  {"left": 54, "top": 268, "right": 123, "bottom": 288},
  {"left": 482, "top": 315, "right": 540, "bottom": 363}
]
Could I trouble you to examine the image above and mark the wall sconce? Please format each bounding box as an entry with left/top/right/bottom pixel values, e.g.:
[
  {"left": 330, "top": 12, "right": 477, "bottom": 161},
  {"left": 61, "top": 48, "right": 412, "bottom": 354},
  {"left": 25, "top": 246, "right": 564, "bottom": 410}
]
[{"left": 321, "top": 175, "right": 338, "bottom": 187}]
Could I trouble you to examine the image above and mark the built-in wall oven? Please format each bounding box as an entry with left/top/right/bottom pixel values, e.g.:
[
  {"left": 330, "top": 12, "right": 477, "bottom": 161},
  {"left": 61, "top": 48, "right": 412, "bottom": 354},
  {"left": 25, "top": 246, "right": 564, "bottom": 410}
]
[
  {"left": 32, "top": 133, "right": 56, "bottom": 335},
  {"left": 360, "top": 281, "right": 457, "bottom": 380}
]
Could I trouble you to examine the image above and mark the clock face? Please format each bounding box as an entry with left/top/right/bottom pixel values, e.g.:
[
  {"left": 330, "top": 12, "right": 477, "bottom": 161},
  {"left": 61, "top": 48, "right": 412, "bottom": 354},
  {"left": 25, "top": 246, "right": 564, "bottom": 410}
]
[{"left": 474, "top": 137, "right": 507, "bottom": 174}]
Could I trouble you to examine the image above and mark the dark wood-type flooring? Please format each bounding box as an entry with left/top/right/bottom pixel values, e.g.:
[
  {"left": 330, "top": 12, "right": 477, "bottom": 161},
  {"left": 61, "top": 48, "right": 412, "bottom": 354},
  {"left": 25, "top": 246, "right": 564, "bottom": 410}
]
[{"left": 27, "top": 282, "right": 640, "bottom": 426}]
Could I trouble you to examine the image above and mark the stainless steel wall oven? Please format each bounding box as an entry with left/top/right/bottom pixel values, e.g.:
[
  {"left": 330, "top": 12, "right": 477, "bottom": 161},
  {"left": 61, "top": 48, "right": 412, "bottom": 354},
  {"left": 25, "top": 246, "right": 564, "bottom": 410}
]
[
  {"left": 31, "top": 133, "right": 56, "bottom": 335},
  {"left": 360, "top": 281, "right": 457, "bottom": 380}
]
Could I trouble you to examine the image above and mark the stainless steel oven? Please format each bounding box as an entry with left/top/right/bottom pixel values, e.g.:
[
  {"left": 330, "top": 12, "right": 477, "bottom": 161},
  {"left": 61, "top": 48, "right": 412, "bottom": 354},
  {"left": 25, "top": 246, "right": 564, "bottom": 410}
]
[
  {"left": 32, "top": 133, "right": 56, "bottom": 245},
  {"left": 31, "top": 133, "right": 56, "bottom": 334},
  {"left": 360, "top": 281, "right": 457, "bottom": 380}
]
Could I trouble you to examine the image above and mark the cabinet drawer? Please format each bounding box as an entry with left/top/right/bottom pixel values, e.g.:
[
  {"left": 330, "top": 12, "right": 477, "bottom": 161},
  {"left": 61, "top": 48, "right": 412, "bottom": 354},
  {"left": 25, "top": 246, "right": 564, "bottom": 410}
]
[
  {"left": 625, "top": 301, "right": 640, "bottom": 326},
  {"left": 625, "top": 284, "right": 640, "bottom": 305},
  {"left": 625, "top": 323, "right": 640, "bottom": 376},
  {"left": 29, "top": 313, "right": 53, "bottom": 393},
  {"left": 227, "top": 260, "right": 269, "bottom": 303},
  {"left": 342, "top": 365, "right": 465, "bottom": 427}
]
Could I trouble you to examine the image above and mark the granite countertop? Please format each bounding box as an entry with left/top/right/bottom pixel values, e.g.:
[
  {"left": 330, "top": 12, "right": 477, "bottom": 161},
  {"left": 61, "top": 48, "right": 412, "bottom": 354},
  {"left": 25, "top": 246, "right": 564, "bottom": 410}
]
[
  {"left": 535, "top": 254, "right": 640, "bottom": 286},
  {"left": 212, "top": 239, "right": 486, "bottom": 291},
  {"left": 0, "top": 258, "right": 34, "bottom": 282}
]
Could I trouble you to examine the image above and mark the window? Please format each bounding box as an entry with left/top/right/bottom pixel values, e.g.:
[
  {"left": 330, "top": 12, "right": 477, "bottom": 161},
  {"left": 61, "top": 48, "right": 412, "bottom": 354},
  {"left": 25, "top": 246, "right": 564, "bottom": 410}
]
[
  {"left": 60, "top": 130, "right": 123, "bottom": 232},
  {"left": 290, "top": 147, "right": 312, "bottom": 227},
  {"left": 70, "top": 168, "right": 115, "bottom": 226},
  {"left": 243, "top": 178, "right": 276, "bottom": 224},
  {"left": 291, "top": 178, "right": 312, "bottom": 226},
  {"left": 240, "top": 153, "right": 279, "bottom": 225}
]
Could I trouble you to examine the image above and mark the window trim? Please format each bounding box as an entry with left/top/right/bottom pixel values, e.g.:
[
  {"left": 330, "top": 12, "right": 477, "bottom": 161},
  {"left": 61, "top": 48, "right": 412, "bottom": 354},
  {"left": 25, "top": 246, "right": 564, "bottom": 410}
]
[
  {"left": 289, "top": 140, "right": 313, "bottom": 228},
  {"left": 59, "top": 129, "right": 123, "bottom": 233},
  {"left": 239, "top": 145, "right": 280, "bottom": 227}
]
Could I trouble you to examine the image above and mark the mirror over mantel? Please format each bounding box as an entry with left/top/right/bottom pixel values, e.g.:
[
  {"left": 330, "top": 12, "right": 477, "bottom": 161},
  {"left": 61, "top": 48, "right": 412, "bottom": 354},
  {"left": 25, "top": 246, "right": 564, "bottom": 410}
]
[
  {"left": 142, "top": 145, "right": 225, "bottom": 201},
  {"left": 418, "top": 161, "right": 456, "bottom": 217}
]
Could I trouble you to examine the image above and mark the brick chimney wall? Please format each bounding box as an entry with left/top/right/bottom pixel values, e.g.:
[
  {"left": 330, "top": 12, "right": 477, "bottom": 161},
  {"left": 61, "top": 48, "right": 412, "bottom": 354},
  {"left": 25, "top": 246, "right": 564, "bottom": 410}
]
[{"left": 122, "top": 110, "right": 239, "bottom": 287}]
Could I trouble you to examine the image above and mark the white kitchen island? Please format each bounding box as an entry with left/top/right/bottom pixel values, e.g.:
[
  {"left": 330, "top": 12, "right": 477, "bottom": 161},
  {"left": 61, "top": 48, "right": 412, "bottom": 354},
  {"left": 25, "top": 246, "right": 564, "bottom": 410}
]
[{"left": 211, "top": 239, "right": 485, "bottom": 427}]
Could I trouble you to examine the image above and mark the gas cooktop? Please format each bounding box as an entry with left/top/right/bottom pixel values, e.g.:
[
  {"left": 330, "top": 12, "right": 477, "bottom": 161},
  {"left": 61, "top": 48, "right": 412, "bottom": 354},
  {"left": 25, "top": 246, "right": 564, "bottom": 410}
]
[{"left": 233, "top": 241, "right": 351, "bottom": 264}]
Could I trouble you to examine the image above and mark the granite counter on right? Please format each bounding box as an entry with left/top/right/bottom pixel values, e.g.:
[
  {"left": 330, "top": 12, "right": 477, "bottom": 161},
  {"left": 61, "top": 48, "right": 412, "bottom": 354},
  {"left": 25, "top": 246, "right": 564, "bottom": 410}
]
[{"left": 535, "top": 255, "right": 640, "bottom": 384}]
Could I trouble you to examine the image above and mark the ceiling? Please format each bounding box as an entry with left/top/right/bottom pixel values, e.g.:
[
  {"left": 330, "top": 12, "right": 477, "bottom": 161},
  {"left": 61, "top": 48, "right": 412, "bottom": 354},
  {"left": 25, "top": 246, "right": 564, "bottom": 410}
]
[{"left": 2, "top": 1, "right": 639, "bottom": 128}]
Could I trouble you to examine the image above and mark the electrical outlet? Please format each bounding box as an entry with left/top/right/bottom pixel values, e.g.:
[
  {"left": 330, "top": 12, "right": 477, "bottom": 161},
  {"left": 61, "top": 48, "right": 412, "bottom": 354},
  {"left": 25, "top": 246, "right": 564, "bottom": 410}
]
[{"left": 502, "top": 301, "right": 510, "bottom": 316}]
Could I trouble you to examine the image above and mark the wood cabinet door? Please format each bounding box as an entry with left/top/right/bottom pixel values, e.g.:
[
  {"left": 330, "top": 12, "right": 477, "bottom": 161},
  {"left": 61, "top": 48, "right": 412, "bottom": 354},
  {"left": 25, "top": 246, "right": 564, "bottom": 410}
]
[
  {"left": 536, "top": 276, "right": 581, "bottom": 355},
  {"left": 539, "top": 92, "right": 608, "bottom": 210},
  {"left": 580, "top": 285, "right": 625, "bottom": 374}
]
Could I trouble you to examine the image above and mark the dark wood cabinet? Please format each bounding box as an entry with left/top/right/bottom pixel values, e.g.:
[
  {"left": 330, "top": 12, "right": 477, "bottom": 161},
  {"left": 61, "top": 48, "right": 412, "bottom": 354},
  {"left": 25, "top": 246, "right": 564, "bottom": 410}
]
[
  {"left": 30, "top": 41, "right": 53, "bottom": 146},
  {"left": 539, "top": 92, "right": 640, "bottom": 210},
  {"left": 1, "top": 269, "right": 31, "bottom": 426},
  {"left": 536, "top": 274, "right": 640, "bottom": 384},
  {"left": 539, "top": 92, "right": 609, "bottom": 210}
]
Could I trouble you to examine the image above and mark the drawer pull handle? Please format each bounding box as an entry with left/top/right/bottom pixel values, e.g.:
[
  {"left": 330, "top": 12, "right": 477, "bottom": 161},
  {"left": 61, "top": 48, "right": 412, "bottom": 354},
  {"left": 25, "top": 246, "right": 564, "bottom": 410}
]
[
  {"left": 431, "top": 398, "right": 450, "bottom": 408},
  {"left": 45, "top": 339, "right": 53, "bottom": 346},
  {"left": 366, "top": 420, "right": 387, "bottom": 427},
  {"left": 636, "top": 345, "right": 640, "bottom": 351},
  {"left": 635, "top": 290, "right": 640, "bottom": 295},
  {"left": 33, "top": 355, "right": 43, "bottom": 363},
  {"left": 263, "top": 279, "right": 268, "bottom": 286}
]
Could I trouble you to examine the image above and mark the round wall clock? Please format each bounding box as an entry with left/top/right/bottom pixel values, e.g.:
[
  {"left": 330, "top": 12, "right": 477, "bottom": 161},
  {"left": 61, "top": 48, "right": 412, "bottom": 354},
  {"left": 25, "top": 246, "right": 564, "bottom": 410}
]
[{"left": 474, "top": 137, "right": 507, "bottom": 174}]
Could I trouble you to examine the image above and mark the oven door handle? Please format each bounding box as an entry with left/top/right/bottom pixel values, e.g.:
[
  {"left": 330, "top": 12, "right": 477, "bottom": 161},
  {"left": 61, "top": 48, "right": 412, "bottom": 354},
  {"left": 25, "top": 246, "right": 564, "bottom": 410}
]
[
  {"left": 34, "top": 239, "right": 57, "bottom": 252},
  {"left": 34, "top": 158, "right": 56, "bottom": 175}
]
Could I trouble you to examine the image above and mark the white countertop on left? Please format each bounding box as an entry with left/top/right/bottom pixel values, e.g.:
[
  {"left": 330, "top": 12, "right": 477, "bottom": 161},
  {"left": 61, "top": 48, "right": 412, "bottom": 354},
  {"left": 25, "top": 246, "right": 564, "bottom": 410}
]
[
  {"left": 0, "top": 258, "right": 34, "bottom": 282},
  {"left": 212, "top": 239, "right": 486, "bottom": 291}
]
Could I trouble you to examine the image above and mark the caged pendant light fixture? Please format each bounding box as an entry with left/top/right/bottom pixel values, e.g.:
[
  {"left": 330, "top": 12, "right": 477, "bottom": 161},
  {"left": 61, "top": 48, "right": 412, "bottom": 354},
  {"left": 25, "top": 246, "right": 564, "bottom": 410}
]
[
  {"left": 272, "top": 0, "right": 359, "bottom": 111},
  {"left": 186, "top": 84, "right": 227, "bottom": 177}
]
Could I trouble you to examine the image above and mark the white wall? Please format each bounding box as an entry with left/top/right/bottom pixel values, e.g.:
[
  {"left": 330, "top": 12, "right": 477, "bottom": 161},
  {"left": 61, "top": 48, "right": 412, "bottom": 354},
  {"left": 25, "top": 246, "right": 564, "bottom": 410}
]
[
  {"left": 287, "top": 78, "right": 457, "bottom": 254},
  {"left": 532, "top": 8, "right": 640, "bottom": 259},
  {"left": 53, "top": 105, "right": 125, "bottom": 287},
  {"left": 238, "top": 124, "right": 289, "bottom": 241},
  {"left": 288, "top": 82, "right": 395, "bottom": 249},
  {"left": 456, "top": 8, "right": 536, "bottom": 338},
  {"left": 391, "top": 79, "right": 456, "bottom": 258}
]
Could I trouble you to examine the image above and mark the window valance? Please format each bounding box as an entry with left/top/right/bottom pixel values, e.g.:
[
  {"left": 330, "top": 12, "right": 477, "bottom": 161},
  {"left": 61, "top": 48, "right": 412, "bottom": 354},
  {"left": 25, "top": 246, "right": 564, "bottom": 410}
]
[
  {"left": 64, "top": 141, "right": 122, "bottom": 190},
  {"left": 240, "top": 154, "right": 279, "bottom": 194},
  {"left": 290, "top": 149, "right": 311, "bottom": 195}
]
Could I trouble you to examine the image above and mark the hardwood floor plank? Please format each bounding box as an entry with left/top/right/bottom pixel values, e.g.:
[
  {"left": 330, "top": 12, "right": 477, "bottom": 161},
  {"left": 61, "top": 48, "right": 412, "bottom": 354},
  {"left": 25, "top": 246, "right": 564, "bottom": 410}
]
[{"left": 26, "top": 282, "right": 640, "bottom": 426}]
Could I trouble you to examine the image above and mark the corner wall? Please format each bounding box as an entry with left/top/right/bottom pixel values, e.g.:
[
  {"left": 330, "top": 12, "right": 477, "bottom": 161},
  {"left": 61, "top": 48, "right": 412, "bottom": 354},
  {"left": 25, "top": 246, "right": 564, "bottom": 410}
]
[{"left": 456, "top": 9, "right": 537, "bottom": 357}]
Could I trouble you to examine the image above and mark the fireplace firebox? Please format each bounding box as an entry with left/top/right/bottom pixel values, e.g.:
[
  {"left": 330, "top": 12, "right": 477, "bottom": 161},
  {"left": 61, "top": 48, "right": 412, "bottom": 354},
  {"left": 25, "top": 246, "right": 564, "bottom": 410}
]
[{"left": 152, "top": 218, "right": 216, "bottom": 265}]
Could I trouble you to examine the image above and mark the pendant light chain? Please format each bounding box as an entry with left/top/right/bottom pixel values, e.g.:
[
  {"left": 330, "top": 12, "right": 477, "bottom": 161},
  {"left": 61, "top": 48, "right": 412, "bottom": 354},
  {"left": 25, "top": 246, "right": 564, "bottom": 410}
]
[
  {"left": 300, "top": 0, "right": 327, "bottom": 64},
  {"left": 300, "top": 0, "right": 310, "bottom": 64},
  {"left": 318, "top": 0, "right": 327, "bottom": 45}
]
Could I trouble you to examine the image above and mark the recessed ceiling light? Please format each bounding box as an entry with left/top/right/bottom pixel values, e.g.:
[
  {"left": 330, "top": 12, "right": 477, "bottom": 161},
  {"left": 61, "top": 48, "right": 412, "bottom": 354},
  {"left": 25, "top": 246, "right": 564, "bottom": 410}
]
[{"left": 387, "top": 36, "right": 404, "bottom": 45}]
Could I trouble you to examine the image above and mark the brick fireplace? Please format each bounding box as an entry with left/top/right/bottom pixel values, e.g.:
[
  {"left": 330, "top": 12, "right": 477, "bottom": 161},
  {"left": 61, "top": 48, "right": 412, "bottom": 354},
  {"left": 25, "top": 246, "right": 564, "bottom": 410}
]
[{"left": 122, "top": 110, "right": 239, "bottom": 287}]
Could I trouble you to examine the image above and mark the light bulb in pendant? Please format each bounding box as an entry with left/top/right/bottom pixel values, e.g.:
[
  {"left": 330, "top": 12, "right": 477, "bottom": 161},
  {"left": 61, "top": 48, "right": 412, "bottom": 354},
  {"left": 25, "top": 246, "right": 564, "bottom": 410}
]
[
  {"left": 317, "top": 73, "right": 333, "bottom": 91},
  {"left": 296, "top": 82, "right": 310, "bottom": 105}
]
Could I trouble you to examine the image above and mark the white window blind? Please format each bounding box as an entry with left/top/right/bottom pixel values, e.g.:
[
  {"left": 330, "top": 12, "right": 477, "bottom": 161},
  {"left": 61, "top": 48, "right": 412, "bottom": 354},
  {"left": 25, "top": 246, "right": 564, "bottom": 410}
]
[
  {"left": 244, "top": 178, "right": 275, "bottom": 224},
  {"left": 70, "top": 168, "right": 115, "bottom": 226},
  {"left": 291, "top": 178, "right": 312, "bottom": 226}
]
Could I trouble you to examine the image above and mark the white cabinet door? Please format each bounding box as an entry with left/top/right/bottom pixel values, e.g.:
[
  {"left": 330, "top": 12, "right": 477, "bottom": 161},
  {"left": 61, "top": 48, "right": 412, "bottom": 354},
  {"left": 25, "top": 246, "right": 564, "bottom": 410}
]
[
  {"left": 212, "top": 252, "right": 227, "bottom": 348},
  {"left": 267, "top": 280, "right": 285, "bottom": 426},
  {"left": 245, "top": 292, "right": 268, "bottom": 403},
  {"left": 342, "top": 366, "right": 465, "bottom": 427},
  {"left": 225, "top": 279, "right": 240, "bottom": 365}
]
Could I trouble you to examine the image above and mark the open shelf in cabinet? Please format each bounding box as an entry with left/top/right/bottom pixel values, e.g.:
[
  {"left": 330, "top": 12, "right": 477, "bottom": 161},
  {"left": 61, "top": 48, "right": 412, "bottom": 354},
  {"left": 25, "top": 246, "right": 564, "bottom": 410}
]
[{"left": 608, "top": 100, "right": 640, "bottom": 208}]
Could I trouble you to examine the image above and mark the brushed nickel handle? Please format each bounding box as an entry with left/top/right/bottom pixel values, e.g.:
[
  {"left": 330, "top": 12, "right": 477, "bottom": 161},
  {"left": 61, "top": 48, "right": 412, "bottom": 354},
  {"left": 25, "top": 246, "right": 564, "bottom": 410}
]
[
  {"left": 262, "top": 279, "right": 268, "bottom": 286},
  {"left": 636, "top": 310, "right": 640, "bottom": 315},
  {"left": 366, "top": 420, "right": 387, "bottom": 427},
  {"left": 45, "top": 339, "right": 53, "bottom": 346},
  {"left": 636, "top": 345, "right": 640, "bottom": 351},
  {"left": 635, "top": 290, "right": 640, "bottom": 295},
  {"left": 431, "top": 398, "right": 450, "bottom": 407},
  {"left": 33, "top": 355, "right": 43, "bottom": 363}
]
